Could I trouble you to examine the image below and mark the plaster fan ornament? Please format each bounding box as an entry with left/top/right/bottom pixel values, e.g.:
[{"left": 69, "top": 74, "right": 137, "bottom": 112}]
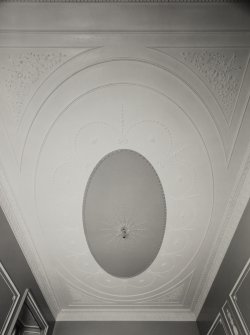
[{"left": 83, "top": 149, "right": 166, "bottom": 278}]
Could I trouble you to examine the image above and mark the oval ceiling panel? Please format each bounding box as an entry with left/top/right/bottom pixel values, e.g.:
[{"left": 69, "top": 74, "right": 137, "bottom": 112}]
[{"left": 83, "top": 149, "right": 166, "bottom": 278}]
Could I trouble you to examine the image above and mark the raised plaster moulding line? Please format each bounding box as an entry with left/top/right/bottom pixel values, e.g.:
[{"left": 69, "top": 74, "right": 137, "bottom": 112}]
[
  {"left": 57, "top": 308, "right": 196, "bottom": 321},
  {"left": 227, "top": 94, "right": 250, "bottom": 168},
  {"left": 153, "top": 47, "right": 250, "bottom": 167},
  {"left": 0, "top": 164, "right": 60, "bottom": 318},
  {"left": 0, "top": 50, "right": 70, "bottom": 129},
  {"left": 1, "top": 30, "right": 250, "bottom": 34},
  {"left": 0, "top": 48, "right": 89, "bottom": 131},
  {"left": 57, "top": 255, "right": 193, "bottom": 305},
  {"left": 30, "top": 77, "right": 214, "bottom": 308},
  {"left": 0, "top": 0, "right": 243, "bottom": 2},
  {"left": 181, "top": 271, "right": 194, "bottom": 305},
  {"left": 175, "top": 48, "right": 249, "bottom": 127},
  {"left": 153, "top": 47, "right": 249, "bottom": 126},
  {"left": 133, "top": 272, "right": 194, "bottom": 306},
  {"left": 1, "top": 32, "right": 250, "bottom": 49},
  {"left": 192, "top": 143, "right": 250, "bottom": 317},
  {"left": 92, "top": 272, "right": 190, "bottom": 307},
  {"left": 67, "top": 282, "right": 115, "bottom": 306}
]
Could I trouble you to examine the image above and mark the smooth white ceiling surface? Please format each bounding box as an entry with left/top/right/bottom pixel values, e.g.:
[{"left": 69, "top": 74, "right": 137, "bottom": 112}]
[{"left": 0, "top": 2, "right": 250, "bottom": 322}]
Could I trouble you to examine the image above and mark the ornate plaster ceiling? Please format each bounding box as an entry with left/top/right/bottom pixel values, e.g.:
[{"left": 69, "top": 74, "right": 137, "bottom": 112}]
[
  {"left": 0, "top": 1, "right": 250, "bottom": 322},
  {"left": 0, "top": 0, "right": 241, "bottom": 2}
]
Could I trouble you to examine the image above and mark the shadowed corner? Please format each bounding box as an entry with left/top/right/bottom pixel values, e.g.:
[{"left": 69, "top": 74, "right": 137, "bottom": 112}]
[{"left": 235, "top": 1, "right": 250, "bottom": 12}]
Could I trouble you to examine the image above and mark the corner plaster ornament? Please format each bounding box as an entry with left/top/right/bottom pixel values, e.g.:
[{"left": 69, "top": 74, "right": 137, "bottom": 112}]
[
  {"left": 136, "top": 277, "right": 189, "bottom": 305},
  {"left": 180, "top": 49, "right": 248, "bottom": 124},
  {"left": 0, "top": 50, "right": 68, "bottom": 126},
  {"left": 67, "top": 285, "right": 116, "bottom": 306}
]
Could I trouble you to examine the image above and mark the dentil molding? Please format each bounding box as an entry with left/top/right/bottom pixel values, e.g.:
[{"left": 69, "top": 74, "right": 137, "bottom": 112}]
[{"left": 0, "top": 0, "right": 243, "bottom": 2}]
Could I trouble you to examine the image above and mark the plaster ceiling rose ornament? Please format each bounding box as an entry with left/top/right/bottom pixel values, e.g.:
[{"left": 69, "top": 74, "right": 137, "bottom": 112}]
[{"left": 83, "top": 149, "right": 166, "bottom": 278}]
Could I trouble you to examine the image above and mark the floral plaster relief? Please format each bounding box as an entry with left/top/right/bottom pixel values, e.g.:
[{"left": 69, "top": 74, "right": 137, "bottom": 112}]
[
  {"left": 0, "top": 49, "right": 82, "bottom": 134},
  {"left": 156, "top": 48, "right": 249, "bottom": 125}
]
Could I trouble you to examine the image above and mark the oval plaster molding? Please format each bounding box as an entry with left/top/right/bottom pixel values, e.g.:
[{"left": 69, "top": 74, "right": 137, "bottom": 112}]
[{"left": 82, "top": 149, "right": 166, "bottom": 278}]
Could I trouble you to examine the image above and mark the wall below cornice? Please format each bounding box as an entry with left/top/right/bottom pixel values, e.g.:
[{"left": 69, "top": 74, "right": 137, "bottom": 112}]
[
  {"left": 53, "top": 321, "right": 200, "bottom": 335},
  {"left": 197, "top": 198, "right": 250, "bottom": 335}
]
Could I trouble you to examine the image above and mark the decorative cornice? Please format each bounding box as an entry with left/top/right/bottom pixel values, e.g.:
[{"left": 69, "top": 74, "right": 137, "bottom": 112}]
[
  {"left": 0, "top": 50, "right": 69, "bottom": 127},
  {"left": 57, "top": 308, "right": 196, "bottom": 321},
  {"left": 0, "top": 0, "right": 244, "bottom": 3},
  {"left": 0, "top": 32, "right": 250, "bottom": 49}
]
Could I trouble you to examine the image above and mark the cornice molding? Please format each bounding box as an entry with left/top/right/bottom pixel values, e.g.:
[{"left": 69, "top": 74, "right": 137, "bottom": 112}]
[
  {"left": 0, "top": 0, "right": 244, "bottom": 2},
  {"left": 57, "top": 309, "right": 196, "bottom": 321},
  {"left": 1, "top": 2, "right": 249, "bottom": 37},
  {"left": 1, "top": 32, "right": 250, "bottom": 49}
]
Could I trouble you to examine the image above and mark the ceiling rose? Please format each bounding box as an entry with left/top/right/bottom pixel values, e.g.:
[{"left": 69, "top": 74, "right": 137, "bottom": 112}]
[{"left": 83, "top": 149, "right": 166, "bottom": 278}]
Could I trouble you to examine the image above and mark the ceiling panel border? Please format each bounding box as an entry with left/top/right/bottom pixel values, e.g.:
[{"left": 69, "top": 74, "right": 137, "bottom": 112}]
[
  {"left": 1, "top": 2, "right": 249, "bottom": 36},
  {"left": 0, "top": 32, "right": 250, "bottom": 48}
]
